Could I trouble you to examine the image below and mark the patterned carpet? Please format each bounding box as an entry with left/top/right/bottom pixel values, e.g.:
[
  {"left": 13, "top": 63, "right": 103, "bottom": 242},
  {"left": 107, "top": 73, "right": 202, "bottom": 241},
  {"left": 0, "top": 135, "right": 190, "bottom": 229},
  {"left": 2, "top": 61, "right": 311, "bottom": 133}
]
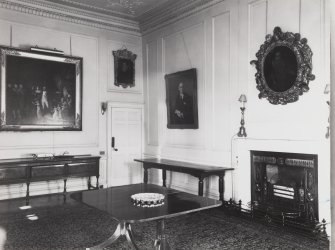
[{"left": 0, "top": 196, "right": 329, "bottom": 250}]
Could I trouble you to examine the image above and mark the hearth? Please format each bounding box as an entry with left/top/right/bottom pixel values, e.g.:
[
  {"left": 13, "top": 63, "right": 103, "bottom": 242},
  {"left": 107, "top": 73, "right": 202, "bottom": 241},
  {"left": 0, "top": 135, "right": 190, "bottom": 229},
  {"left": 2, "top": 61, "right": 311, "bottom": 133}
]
[{"left": 250, "top": 151, "right": 318, "bottom": 221}]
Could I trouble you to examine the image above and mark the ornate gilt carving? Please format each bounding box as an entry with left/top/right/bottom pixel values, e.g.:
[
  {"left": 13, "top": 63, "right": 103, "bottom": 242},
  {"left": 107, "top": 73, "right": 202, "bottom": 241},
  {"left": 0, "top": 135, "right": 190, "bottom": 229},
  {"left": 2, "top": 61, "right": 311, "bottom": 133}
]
[
  {"left": 75, "top": 113, "right": 81, "bottom": 128},
  {"left": 64, "top": 58, "right": 81, "bottom": 76},
  {"left": 1, "top": 48, "right": 20, "bottom": 65},
  {"left": 250, "top": 27, "right": 315, "bottom": 105}
]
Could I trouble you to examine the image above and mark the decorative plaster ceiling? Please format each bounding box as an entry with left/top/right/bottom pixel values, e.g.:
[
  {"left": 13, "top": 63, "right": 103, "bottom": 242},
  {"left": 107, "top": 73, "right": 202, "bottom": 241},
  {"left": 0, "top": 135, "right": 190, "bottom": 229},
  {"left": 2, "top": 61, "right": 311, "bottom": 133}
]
[
  {"left": 0, "top": 0, "right": 224, "bottom": 35},
  {"left": 45, "top": 0, "right": 170, "bottom": 18}
]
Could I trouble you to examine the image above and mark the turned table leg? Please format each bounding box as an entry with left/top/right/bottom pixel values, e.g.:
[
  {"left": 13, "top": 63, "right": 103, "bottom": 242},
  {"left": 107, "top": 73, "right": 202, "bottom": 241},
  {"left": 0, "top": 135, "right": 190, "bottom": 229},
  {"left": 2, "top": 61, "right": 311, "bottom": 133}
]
[
  {"left": 144, "top": 167, "right": 148, "bottom": 184},
  {"left": 198, "top": 177, "right": 204, "bottom": 196},
  {"left": 154, "top": 219, "right": 171, "bottom": 250},
  {"left": 26, "top": 181, "right": 30, "bottom": 205},
  {"left": 88, "top": 176, "right": 91, "bottom": 190},
  {"left": 162, "top": 170, "right": 167, "bottom": 187},
  {"left": 96, "top": 175, "right": 99, "bottom": 189},
  {"left": 219, "top": 174, "right": 225, "bottom": 201}
]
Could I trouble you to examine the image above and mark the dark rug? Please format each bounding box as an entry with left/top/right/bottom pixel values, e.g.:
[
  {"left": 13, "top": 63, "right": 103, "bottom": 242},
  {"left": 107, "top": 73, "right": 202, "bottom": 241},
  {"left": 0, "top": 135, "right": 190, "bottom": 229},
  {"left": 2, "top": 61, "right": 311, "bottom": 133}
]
[{"left": 0, "top": 199, "right": 329, "bottom": 250}]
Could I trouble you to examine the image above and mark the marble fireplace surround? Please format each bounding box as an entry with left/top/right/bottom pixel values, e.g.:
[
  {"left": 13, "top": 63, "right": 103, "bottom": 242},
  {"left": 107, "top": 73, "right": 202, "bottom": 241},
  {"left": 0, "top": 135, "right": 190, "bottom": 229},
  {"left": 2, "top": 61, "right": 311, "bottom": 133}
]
[{"left": 232, "top": 138, "right": 330, "bottom": 223}]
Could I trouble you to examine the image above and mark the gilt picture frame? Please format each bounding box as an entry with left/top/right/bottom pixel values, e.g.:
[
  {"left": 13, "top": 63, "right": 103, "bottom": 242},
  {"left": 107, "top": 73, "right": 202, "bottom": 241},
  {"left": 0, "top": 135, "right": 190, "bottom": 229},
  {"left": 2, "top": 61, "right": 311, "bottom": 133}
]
[
  {"left": 165, "top": 68, "right": 198, "bottom": 129},
  {"left": 250, "top": 27, "right": 315, "bottom": 105},
  {"left": 113, "top": 48, "right": 137, "bottom": 89},
  {"left": 0, "top": 46, "right": 83, "bottom": 131}
]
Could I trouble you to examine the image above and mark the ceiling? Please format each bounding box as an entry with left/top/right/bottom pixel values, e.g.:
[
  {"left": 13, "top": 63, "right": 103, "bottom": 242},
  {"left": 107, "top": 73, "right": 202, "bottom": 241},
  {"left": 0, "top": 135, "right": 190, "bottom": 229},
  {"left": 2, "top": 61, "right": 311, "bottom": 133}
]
[
  {"left": 6, "top": 0, "right": 222, "bottom": 34},
  {"left": 45, "top": 0, "right": 171, "bottom": 19}
]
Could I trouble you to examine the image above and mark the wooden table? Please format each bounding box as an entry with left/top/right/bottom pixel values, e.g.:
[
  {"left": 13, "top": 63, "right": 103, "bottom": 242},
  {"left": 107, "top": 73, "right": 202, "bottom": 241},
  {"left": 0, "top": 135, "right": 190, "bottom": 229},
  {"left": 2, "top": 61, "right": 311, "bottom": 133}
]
[
  {"left": 71, "top": 183, "right": 222, "bottom": 249},
  {"left": 134, "top": 158, "right": 234, "bottom": 201}
]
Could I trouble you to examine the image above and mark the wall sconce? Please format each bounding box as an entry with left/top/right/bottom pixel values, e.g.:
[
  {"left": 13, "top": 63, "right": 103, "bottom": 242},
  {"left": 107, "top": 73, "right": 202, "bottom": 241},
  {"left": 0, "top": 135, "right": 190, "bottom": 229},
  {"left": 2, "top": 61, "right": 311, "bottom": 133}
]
[
  {"left": 101, "top": 102, "right": 107, "bottom": 115},
  {"left": 324, "top": 84, "right": 330, "bottom": 139},
  {"left": 237, "top": 94, "right": 247, "bottom": 137}
]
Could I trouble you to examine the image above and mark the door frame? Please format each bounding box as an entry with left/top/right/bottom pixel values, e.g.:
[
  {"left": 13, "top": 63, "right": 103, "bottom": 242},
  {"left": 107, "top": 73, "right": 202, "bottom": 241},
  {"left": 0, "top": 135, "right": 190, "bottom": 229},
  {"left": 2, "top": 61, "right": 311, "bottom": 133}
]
[{"left": 106, "top": 102, "right": 144, "bottom": 187}]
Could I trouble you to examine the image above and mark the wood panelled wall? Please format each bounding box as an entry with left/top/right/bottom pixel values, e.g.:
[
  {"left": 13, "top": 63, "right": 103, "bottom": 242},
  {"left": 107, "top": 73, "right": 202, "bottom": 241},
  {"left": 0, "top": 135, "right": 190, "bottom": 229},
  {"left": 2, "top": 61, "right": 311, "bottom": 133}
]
[
  {"left": 142, "top": 0, "right": 330, "bottom": 225},
  {"left": 0, "top": 8, "right": 143, "bottom": 199}
]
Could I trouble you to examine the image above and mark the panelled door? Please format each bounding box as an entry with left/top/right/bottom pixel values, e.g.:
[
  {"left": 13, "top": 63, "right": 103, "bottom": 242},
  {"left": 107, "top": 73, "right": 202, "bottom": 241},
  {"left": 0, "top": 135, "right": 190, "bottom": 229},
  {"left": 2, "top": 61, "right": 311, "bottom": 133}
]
[{"left": 107, "top": 104, "right": 143, "bottom": 187}]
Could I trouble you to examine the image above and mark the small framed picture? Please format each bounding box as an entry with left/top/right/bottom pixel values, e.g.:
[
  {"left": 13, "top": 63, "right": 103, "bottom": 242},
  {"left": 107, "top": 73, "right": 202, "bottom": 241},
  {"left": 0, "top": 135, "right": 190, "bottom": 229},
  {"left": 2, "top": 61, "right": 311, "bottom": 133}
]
[
  {"left": 165, "top": 68, "right": 198, "bottom": 129},
  {"left": 113, "top": 48, "right": 137, "bottom": 88}
]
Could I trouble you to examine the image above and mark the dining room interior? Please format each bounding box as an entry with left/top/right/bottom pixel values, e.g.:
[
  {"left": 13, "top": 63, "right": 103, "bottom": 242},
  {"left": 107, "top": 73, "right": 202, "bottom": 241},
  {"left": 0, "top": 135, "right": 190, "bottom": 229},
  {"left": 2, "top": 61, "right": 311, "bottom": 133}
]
[{"left": 0, "top": 0, "right": 334, "bottom": 249}]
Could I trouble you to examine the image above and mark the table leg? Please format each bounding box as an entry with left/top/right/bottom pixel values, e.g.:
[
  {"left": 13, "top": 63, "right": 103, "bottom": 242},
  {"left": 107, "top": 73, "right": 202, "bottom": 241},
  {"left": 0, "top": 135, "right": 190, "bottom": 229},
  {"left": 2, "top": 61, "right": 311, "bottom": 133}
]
[
  {"left": 88, "top": 177, "right": 91, "bottom": 190},
  {"left": 87, "top": 223, "right": 122, "bottom": 250},
  {"left": 96, "top": 175, "right": 99, "bottom": 189},
  {"left": 154, "top": 219, "right": 171, "bottom": 250},
  {"left": 87, "top": 221, "right": 139, "bottom": 250},
  {"left": 125, "top": 223, "right": 140, "bottom": 250},
  {"left": 198, "top": 177, "right": 204, "bottom": 196},
  {"left": 63, "top": 179, "right": 67, "bottom": 202},
  {"left": 144, "top": 167, "right": 148, "bottom": 184},
  {"left": 162, "top": 170, "right": 166, "bottom": 187},
  {"left": 219, "top": 174, "right": 225, "bottom": 201},
  {"left": 26, "top": 182, "right": 30, "bottom": 205}
]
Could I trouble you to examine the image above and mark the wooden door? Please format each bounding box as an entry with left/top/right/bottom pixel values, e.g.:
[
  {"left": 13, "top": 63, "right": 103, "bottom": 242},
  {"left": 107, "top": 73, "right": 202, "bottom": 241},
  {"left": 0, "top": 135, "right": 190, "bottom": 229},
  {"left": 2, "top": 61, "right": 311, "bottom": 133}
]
[{"left": 107, "top": 104, "right": 143, "bottom": 186}]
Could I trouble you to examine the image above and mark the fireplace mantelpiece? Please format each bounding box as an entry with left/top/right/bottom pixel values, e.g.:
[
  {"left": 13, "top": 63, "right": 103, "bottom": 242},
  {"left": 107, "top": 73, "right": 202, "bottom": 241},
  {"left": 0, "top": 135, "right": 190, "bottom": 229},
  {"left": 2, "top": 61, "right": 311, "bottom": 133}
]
[{"left": 251, "top": 151, "right": 318, "bottom": 221}]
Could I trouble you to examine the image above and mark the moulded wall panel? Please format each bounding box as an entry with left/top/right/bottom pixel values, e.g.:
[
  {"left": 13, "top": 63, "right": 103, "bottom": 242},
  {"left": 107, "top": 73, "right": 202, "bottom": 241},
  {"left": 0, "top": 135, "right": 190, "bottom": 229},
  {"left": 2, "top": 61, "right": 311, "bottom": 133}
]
[
  {"left": 164, "top": 33, "right": 191, "bottom": 75},
  {"left": 267, "top": 0, "right": 300, "bottom": 33},
  {"left": 146, "top": 40, "right": 159, "bottom": 146},
  {"left": 53, "top": 35, "right": 99, "bottom": 147},
  {"left": 248, "top": 0, "right": 272, "bottom": 125},
  {"left": 249, "top": 0, "right": 267, "bottom": 61},
  {"left": 0, "top": 132, "right": 54, "bottom": 151},
  {"left": 298, "top": 0, "right": 326, "bottom": 136},
  {"left": 0, "top": 21, "right": 11, "bottom": 46},
  {"left": 11, "top": 23, "right": 70, "bottom": 53},
  {"left": 246, "top": 0, "right": 327, "bottom": 140},
  {"left": 163, "top": 23, "right": 205, "bottom": 149},
  {"left": 212, "top": 11, "right": 231, "bottom": 150}
]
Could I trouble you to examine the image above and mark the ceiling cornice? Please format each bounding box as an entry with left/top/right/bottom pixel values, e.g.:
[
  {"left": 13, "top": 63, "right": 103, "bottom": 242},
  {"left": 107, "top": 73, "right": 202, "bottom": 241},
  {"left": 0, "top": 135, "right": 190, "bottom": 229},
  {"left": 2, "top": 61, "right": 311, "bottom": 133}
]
[
  {"left": 0, "top": 0, "right": 141, "bottom": 35},
  {"left": 0, "top": 0, "right": 225, "bottom": 36},
  {"left": 138, "top": 0, "right": 225, "bottom": 34},
  {"left": 46, "top": 0, "right": 135, "bottom": 20}
]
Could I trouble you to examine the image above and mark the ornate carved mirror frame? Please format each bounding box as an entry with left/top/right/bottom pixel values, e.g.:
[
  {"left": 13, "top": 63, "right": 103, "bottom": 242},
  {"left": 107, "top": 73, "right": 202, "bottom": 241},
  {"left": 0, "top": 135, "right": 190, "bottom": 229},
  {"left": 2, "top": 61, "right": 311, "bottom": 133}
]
[
  {"left": 113, "top": 48, "right": 137, "bottom": 89},
  {"left": 250, "top": 27, "right": 315, "bottom": 105}
]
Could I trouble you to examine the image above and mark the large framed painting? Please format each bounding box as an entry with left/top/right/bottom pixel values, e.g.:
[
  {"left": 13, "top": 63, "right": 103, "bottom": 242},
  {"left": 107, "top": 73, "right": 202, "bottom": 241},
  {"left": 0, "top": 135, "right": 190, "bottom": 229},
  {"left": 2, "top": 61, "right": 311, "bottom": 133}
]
[
  {"left": 165, "top": 68, "right": 198, "bottom": 129},
  {"left": 113, "top": 48, "right": 137, "bottom": 89},
  {"left": 0, "top": 46, "right": 83, "bottom": 131}
]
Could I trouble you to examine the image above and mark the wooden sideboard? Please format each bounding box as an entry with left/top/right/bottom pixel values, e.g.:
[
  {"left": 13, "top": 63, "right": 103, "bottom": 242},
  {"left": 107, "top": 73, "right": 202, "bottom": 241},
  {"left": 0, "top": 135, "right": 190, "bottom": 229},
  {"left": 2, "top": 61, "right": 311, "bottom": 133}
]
[{"left": 0, "top": 155, "right": 100, "bottom": 204}]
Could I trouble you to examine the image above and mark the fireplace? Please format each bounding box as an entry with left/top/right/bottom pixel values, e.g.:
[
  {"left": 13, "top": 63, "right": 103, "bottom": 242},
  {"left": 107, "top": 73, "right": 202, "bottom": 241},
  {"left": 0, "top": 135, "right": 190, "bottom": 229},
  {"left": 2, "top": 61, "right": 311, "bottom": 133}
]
[{"left": 251, "top": 151, "right": 318, "bottom": 221}]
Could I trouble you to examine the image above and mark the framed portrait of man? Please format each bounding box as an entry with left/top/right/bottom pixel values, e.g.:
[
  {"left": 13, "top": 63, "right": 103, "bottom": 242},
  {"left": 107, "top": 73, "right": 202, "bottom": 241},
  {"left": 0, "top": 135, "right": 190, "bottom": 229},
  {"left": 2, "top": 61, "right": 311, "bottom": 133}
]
[
  {"left": 113, "top": 48, "right": 137, "bottom": 88},
  {"left": 165, "top": 68, "right": 198, "bottom": 129}
]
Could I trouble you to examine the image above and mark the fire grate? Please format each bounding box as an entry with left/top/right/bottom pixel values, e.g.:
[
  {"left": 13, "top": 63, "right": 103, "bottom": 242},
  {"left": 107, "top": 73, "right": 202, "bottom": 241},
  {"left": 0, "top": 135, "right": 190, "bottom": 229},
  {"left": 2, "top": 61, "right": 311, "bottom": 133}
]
[{"left": 250, "top": 151, "right": 318, "bottom": 221}]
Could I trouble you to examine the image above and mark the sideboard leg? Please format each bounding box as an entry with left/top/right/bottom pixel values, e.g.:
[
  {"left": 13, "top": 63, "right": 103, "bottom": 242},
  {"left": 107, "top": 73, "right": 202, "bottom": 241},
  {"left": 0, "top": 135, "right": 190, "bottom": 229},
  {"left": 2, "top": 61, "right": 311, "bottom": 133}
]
[
  {"left": 63, "top": 178, "right": 67, "bottom": 195},
  {"left": 26, "top": 182, "right": 30, "bottom": 205},
  {"left": 198, "top": 177, "right": 204, "bottom": 196}
]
